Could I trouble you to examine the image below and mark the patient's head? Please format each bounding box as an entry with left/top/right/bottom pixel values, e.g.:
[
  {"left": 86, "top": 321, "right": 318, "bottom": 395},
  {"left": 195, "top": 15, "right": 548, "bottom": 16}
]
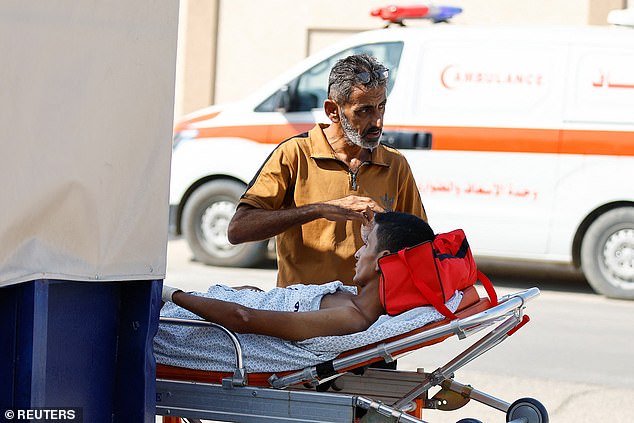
[
  {"left": 374, "top": 212, "right": 435, "bottom": 253},
  {"left": 353, "top": 212, "right": 434, "bottom": 285}
]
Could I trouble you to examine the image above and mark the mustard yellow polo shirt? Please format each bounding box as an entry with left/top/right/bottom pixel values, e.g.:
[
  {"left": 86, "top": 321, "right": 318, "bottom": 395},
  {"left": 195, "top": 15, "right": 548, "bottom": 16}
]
[{"left": 239, "top": 124, "right": 426, "bottom": 287}]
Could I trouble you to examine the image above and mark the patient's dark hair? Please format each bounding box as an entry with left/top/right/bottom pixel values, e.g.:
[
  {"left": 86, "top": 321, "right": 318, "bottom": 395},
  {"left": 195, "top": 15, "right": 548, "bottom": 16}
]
[{"left": 374, "top": 212, "right": 434, "bottom": 253}]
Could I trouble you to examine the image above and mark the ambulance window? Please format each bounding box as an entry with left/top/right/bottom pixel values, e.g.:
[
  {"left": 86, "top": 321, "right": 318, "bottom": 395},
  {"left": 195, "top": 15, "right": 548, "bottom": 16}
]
[{"left": 255, "top": 42, "right": 404, "bottom": 113}]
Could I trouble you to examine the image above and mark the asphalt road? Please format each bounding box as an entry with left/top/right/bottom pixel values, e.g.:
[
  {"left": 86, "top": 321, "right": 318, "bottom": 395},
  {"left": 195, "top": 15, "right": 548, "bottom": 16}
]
[{"left": 162, "top": 239, "right": 634, "bottom": 422}]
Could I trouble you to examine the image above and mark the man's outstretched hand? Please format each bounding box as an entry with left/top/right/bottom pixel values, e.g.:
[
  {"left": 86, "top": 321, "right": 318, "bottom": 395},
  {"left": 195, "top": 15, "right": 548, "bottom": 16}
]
[
  {"left": 322, "top": 195, "right": 384, "bottom": 223},
  {"left": 360, "top": 206, "right": 376, "bottom": 242}
]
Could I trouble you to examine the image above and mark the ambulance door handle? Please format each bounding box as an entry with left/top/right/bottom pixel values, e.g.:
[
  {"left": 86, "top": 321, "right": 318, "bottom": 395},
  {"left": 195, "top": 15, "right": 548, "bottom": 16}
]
[{"left": 381, "top": 130, "right": 432, "bottom": 150}]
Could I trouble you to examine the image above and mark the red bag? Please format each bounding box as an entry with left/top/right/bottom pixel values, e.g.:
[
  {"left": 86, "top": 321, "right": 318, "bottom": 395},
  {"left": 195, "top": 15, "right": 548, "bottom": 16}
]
[{"left": 378, "top": 229, "right": 497, "bottom": 318}]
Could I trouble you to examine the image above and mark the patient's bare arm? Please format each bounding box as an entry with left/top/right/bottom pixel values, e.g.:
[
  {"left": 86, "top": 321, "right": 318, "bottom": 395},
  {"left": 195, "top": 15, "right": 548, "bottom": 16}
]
[{"left": 170, "top": 290, "right": 372, "bottom": 341}]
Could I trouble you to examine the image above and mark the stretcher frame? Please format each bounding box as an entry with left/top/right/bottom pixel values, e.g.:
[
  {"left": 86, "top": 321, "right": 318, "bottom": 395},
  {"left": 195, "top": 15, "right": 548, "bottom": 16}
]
[{"left": 156, "top": 287, "right": 542, "bottom": 423}]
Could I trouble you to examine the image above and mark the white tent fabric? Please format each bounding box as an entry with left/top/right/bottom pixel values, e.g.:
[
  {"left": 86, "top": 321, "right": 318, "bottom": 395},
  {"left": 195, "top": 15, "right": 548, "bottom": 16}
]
[{"left": 0, "top": 1, "right": 179, "bottom": 286}]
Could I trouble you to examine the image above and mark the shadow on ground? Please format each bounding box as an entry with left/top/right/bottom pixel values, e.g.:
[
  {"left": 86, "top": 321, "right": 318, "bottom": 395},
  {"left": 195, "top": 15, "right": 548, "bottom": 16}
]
[{"left": 475, "top": 258, "right": 594, "bottom": 294}]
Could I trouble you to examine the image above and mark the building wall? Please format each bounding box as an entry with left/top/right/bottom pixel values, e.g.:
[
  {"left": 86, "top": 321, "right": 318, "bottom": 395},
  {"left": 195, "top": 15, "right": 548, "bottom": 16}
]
[
  {"left": 174, "top": 0, "right": 627, "bottom": 119},
  {"left": 174, "top": 0, "right": 219, "bottom": 118},
  {"left": 589, "top": 0, "right": 628, "bottom": 24}
]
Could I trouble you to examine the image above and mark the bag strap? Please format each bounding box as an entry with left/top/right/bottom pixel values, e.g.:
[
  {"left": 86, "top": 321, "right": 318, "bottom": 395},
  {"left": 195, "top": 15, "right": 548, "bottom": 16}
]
[
  {"left": 477, "top": 270, "right": 498, "bottom": 306},
  {"left": 397, "top": 250, "right": 458, "bottom": 320}
]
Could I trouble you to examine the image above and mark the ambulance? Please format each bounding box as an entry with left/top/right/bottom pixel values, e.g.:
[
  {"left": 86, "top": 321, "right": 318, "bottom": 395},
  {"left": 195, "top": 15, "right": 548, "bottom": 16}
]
[{"left": 169, "top": 10, "right": 634, "bottom": 299}]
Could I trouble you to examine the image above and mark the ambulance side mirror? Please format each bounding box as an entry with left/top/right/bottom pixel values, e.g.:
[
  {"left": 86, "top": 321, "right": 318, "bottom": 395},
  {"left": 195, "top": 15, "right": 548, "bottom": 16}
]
[{"left": 274, "top": 85, "right": 291, "bottom": 113}]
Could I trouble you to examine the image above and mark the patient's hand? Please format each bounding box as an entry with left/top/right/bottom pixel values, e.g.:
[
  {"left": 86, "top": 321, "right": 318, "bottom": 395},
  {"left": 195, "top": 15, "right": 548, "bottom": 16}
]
[{"left": 162, "top": 285, "right": 182, "bottom": 303}]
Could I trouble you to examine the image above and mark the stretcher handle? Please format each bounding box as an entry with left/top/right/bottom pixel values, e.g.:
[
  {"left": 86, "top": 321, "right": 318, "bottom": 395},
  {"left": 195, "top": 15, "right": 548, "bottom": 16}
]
[{"left": 159, "top": 317, "right": 248, "bottom": 386}]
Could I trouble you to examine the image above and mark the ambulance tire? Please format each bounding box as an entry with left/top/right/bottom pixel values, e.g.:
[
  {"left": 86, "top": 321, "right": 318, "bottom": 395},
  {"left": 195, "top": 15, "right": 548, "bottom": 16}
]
[
  {"left": 581, "top": 207, "right": 634, "bottom": 299},
  {"left": 182, "top": 179, "right": 267, "bottom": 267}
]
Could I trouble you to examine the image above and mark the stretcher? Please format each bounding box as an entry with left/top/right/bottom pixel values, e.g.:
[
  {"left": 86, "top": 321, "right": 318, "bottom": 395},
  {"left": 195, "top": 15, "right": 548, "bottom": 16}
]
[{"left": 155, "top": 286, "right": 549, "bottom": 423}]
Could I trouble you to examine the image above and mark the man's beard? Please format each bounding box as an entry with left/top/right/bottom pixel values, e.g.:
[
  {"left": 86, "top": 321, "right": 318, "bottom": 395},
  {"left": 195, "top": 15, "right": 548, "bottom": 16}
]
[{"left": 340, "top": 111, "right": 381, "bottom": 150}]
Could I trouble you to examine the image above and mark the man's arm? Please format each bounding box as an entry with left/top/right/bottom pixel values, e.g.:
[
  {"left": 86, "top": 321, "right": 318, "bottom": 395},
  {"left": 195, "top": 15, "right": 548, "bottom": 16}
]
[
  {"left": 170, "top": 290, "right": 371, "bottom": 341},
  {"left": 227, "top": 196, "right": 380, "bottom": 244}
]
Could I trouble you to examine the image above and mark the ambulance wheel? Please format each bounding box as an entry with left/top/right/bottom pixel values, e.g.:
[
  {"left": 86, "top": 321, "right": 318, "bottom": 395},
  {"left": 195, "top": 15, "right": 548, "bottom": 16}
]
[
  {"left": 581, "top": 207, "right": 634, "bottom": 299},
  {"left": 506, "top": 398, "right": 548, "bottom": 423},
  {"left": 456, "top": 419, "right": 483, "bottom": 423},
  {"left": 182, "top": 179, "right": 267, "bottom": 267}
]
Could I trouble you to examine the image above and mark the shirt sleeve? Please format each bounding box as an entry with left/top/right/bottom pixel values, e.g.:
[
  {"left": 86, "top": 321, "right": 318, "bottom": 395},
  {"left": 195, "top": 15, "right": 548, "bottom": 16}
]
[
  {"left": 239, "top": 141, "right": 297, "bottom": 211},
  {"left": 396, "top": 157, "right": 428, "bottom": 222}
]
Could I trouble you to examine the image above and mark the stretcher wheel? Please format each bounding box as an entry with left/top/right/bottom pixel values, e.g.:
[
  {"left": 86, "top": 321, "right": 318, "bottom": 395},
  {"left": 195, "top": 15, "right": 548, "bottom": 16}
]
[{"left": 506, "top": 397, "right": 549, "bottom": 423}]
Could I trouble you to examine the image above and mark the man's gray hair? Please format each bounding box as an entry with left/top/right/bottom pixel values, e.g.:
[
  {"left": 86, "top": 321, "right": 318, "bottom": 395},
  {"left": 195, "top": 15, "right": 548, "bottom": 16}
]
[{"left": 327, "top": 54, "right": 388, "bottom": 104}]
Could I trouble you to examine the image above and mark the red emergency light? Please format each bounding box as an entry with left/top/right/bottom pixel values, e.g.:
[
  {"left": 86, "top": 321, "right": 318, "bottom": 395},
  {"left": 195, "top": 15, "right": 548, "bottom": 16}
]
[
  {"left": 371, "top": 5, "right": 429, "bottom": 22},
  {"left": 371, "top": 4, "right": 462, "bottom": 25}
]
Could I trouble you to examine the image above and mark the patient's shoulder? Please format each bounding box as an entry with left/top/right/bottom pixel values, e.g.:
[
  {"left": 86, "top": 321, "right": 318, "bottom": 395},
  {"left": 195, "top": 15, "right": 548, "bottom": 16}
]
[{"left": 319, "top": 288, "right": 356, "bottom": 310}]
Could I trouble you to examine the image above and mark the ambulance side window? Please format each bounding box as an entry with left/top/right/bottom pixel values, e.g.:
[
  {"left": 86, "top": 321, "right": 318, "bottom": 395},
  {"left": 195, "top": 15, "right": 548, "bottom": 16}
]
[{"left": 256, "top": 42, "right": 404, "bottom": 113}]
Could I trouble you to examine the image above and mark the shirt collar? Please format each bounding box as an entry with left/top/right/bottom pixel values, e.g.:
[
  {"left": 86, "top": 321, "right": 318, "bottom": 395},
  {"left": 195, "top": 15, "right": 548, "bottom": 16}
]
[{"left": 309, "top": 124, "right": 390, "bottom": 167}]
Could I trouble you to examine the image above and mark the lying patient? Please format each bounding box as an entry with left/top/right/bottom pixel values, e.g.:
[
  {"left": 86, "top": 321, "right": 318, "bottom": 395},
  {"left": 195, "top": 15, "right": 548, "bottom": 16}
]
[{"left": 161, "top": 211, "right": 435, "bottom": 342}]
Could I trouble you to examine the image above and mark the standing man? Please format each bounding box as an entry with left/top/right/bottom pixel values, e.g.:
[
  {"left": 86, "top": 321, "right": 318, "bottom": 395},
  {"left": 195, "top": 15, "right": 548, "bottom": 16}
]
[{"left": 228, "top": 54, "right": 426, "bottom": 287}]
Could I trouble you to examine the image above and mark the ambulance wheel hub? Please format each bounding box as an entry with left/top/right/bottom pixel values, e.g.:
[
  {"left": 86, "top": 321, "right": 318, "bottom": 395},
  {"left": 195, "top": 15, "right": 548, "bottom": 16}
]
[
  {"left": 200, "top": 200, "right": 234, "bottom": 254},
  {"left": 603, "top": 228, "right": 634, "bottom": 282}
]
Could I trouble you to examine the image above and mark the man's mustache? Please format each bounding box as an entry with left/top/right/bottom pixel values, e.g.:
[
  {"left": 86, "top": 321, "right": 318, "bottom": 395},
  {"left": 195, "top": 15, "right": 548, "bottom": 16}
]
[{"left": 362, "top": 126, "right": 382, "bottom": 137}]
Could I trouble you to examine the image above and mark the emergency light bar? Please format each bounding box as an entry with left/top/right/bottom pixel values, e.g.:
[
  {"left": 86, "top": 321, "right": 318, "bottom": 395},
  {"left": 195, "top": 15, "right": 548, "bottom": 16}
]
[{"left": 371, "top": 4, "right": 462, "bottom": 25}]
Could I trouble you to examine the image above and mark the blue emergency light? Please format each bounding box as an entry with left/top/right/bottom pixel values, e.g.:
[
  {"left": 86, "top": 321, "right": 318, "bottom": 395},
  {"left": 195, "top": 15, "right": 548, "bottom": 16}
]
[{"left": 432, "top": 6, "right": 463, "bottom": 22}]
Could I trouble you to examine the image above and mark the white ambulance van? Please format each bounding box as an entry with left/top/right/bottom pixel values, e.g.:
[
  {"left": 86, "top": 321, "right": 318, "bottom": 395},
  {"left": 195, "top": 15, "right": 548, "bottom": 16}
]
[{"left": 169, "top": 23, "right": 634, "bottom": 299}]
